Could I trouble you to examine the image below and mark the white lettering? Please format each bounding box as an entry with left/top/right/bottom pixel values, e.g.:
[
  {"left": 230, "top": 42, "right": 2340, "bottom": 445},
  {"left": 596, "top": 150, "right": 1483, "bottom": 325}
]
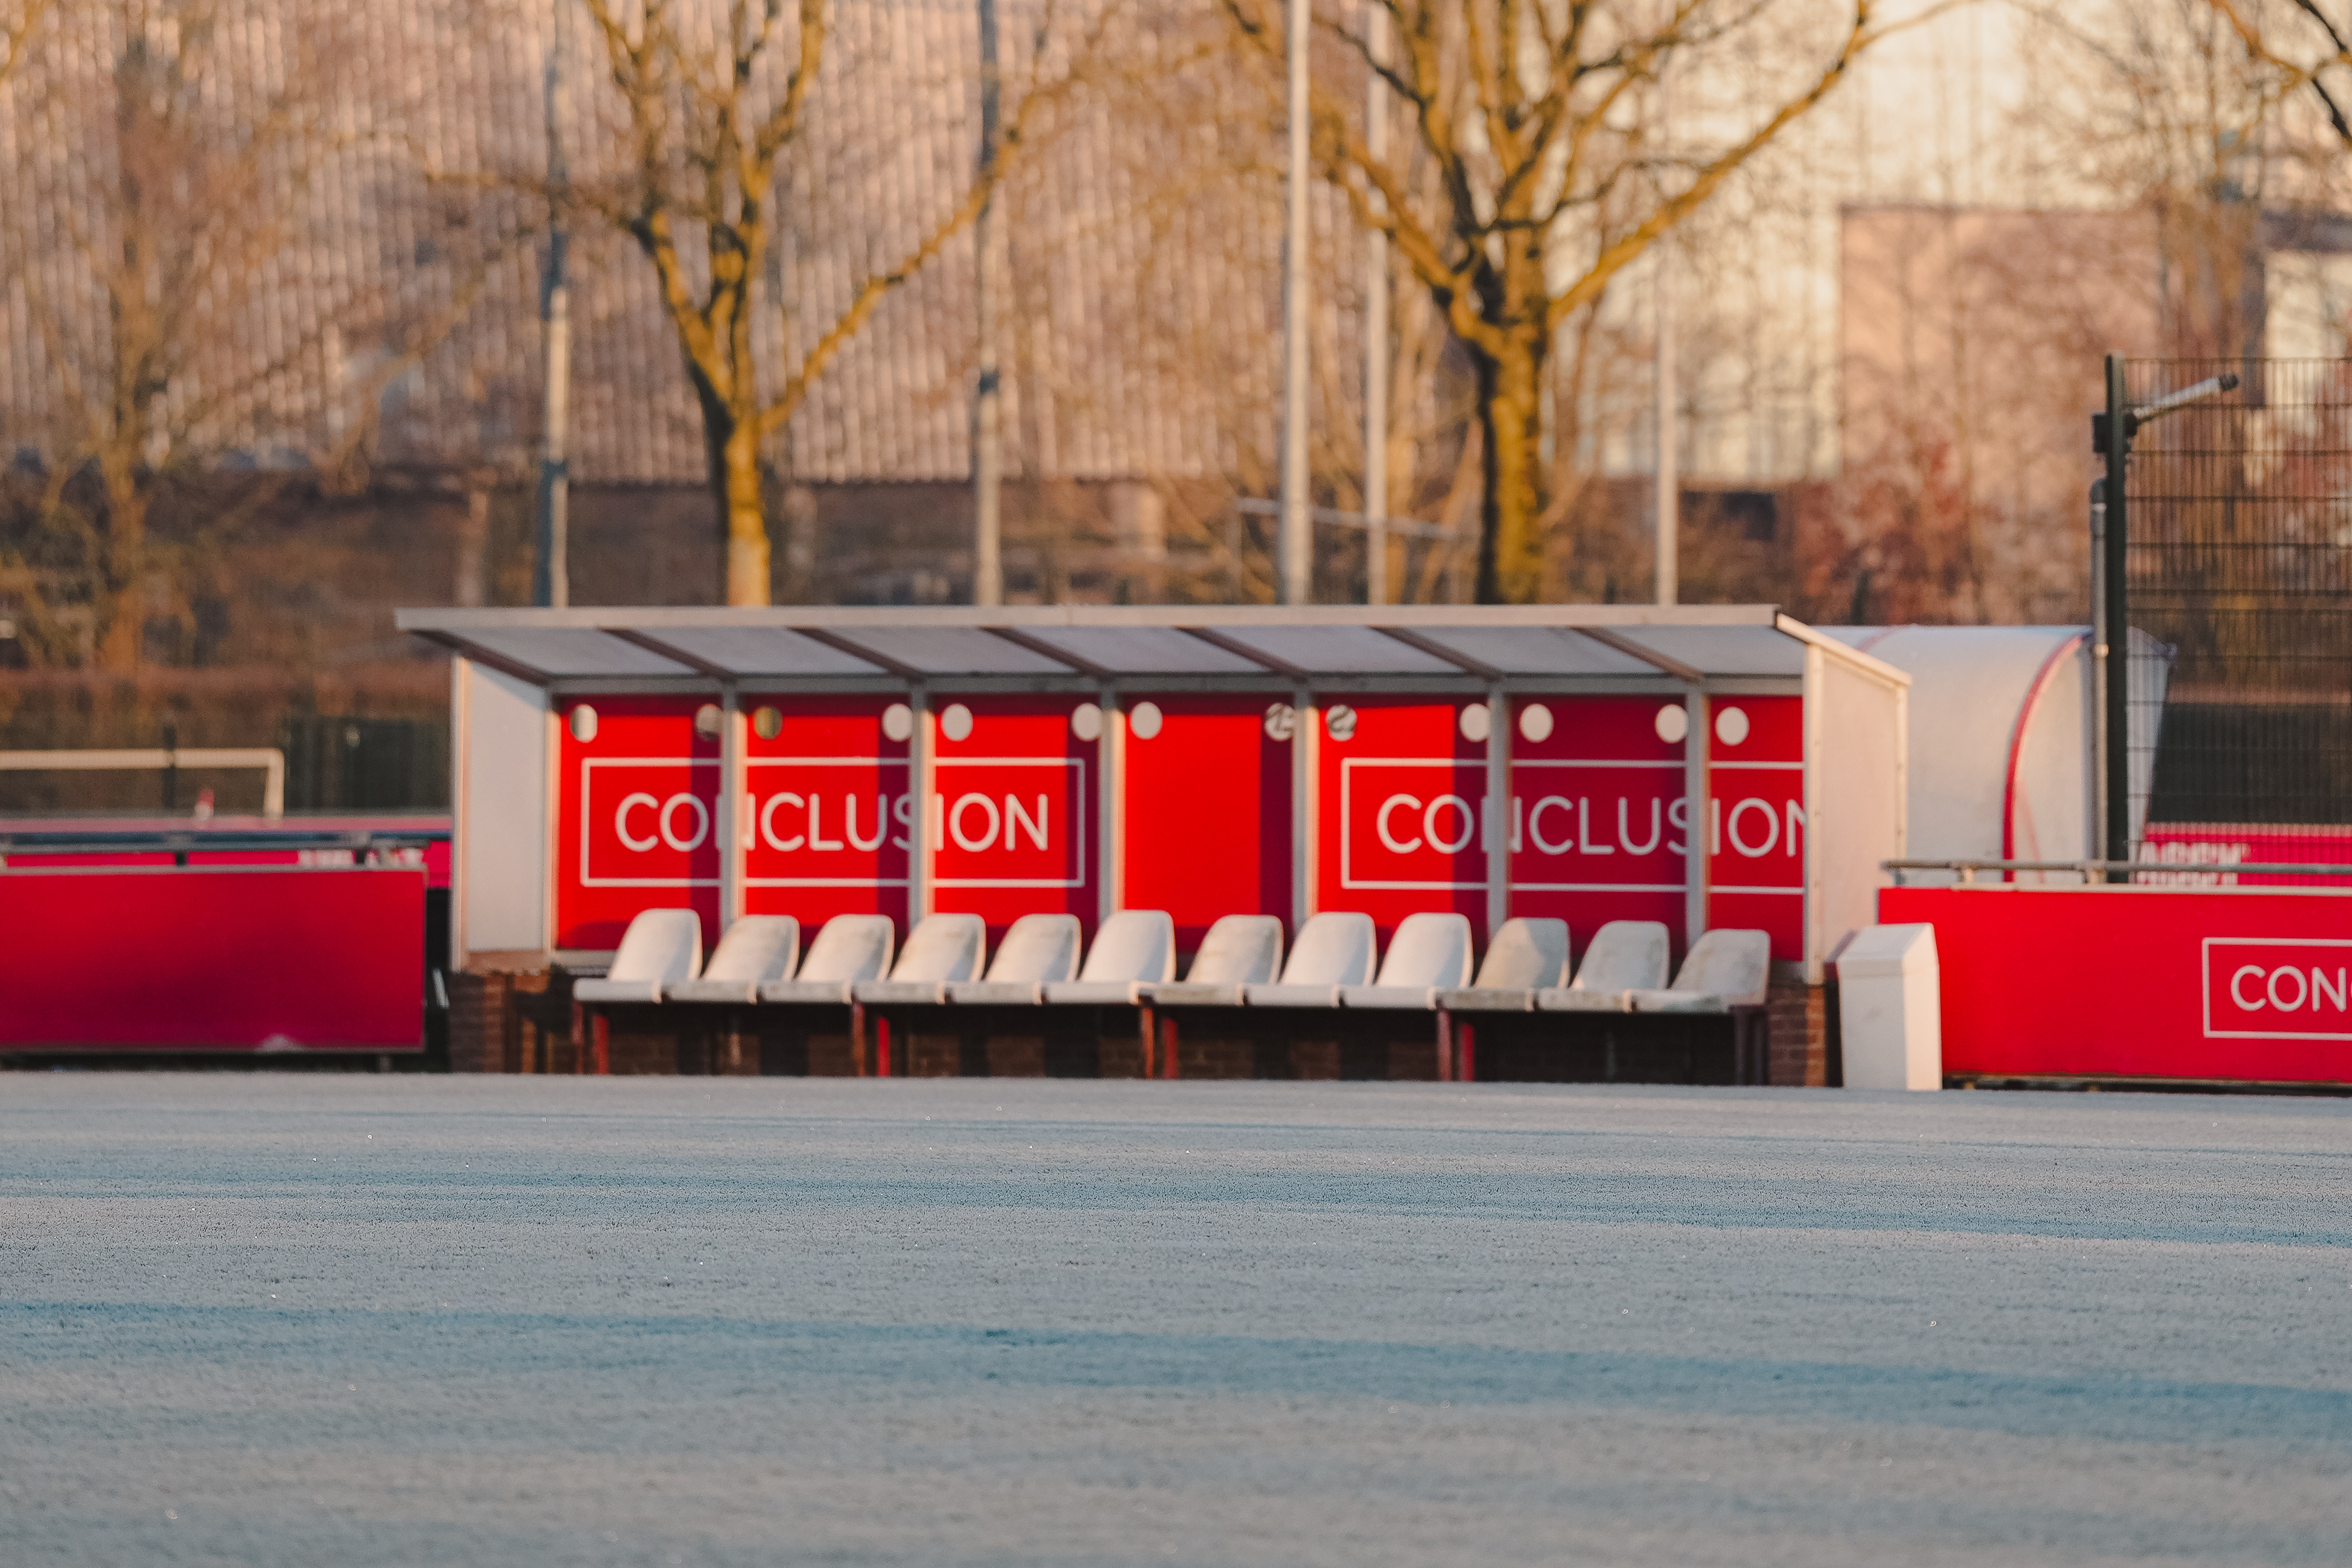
[
  {"left": 760, "top": 792, "right": 806, "bottom": 852},
  {"left": 616, "top": 793, "right": 660, "bottom": 852},
  {"left": 1511, "top": 795, "right": 1523, "bottom": 853},
  {"left": 807, "top": 795, "right": 844, "bottom": 852},
  {"left": 1577, "top": 797, "right": 1614, "bottom": 856},
  {"left": 950, "top": 792, "right": 1001, "bottom": 852},
  {"left": 659, "top": 793, "right": 710, "bottom": 852},
  {"left": 1786, "top": 799, "right": 1807, "bottom": 857},
  {"left": 893, "top": 792, "right": 915, "bottom": 851},
  {"left": 1005, "top": 794, "right": 1049, "bottom": 852},
  {"left": 2269, "top": 965, "right": 2309, "bottom": 1013},
  {"left": 1377, "top": 794, "right": 1424, "bottom": 854},
  {"left": 1618, "top": 797, "right": 1662, "bottom": 856},
  {"left": 846, "top": 795, "right": 887, "bottom": 853},
  {"left": 1424, "top": 795, "right": 1474, "bottom": 855},
  {"left": 1668, "top": 796, "right": 1689, "bottom": 856},
  {"left": 2315, "top": 967, "right": 2347, "bottom": 1012},
  {"left": 1528, "top": 796, "right": 1575, "bottom": 855},
  {"left": 1728, "top": 798, "right": 1779, "bottom": 858},
  {"left": 2231, "top": 965, "right": 2269, "bottom": 1011},
  {"left": 1710, "top": 798, "right": 1721, "bottom": 855}
]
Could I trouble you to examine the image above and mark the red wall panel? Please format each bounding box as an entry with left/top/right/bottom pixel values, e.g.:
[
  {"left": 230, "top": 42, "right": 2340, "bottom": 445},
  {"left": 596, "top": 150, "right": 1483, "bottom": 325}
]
[
  {"left": 555, "top": 695, "right": 722, "bottom": 951},
  {"left": 929, "top": 696, "right": 1097, "bottom": 942},
  {"left": 1316, "top": 697, "right": 1488, "bottom": 943},
  {"left": 1507, "top": 696, "right": 1688, "bottom": 958},
  {"left": 742, "top": 696, "right": 911, "bottom": 932},
  {"left": 1119, "top": 696, "right": 1293, "bottom": 952},
  {"left": 1706, "top": 696, "right": 1804, "bottom": 960}
]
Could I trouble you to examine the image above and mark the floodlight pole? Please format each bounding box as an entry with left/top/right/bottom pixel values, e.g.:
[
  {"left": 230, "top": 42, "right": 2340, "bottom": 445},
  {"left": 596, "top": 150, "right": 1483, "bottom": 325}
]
[
  {"left": 532, "top": 0, "right": 571, "bottom": 609},
  {"left": 1276, "top": 0, "right": 1312, "bottom": 604},
  {"left": 1653, "top": 53, "right": 1676, "bottom": 607},
  {"left": 1361, "top": 2, "right": 1390, "bottom": 606},
  {"left": 972, "top": 0, "right": 1004, "bottom": 608}
]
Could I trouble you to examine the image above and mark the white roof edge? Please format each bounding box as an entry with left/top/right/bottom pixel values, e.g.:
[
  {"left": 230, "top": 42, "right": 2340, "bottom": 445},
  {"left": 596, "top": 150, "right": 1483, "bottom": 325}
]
[
  {"left": 1772, "top": 613, "right": 1913, "bottom": 689},
  {"left": 395, "top": 603, "right": 1790, "bottom": 633}
]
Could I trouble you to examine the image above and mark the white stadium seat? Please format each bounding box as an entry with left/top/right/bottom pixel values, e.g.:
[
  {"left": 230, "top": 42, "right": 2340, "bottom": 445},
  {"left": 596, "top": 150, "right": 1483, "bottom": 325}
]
[
  {"left": 1537, "top": 920, "right": 1670, "bottom": 1013},
  {"left": 1146, "top": 914, "right": 1286, "bottom": 1007},
  {"left": 1629, "top": 928, "right": 1771, "bottom": 1013},
  {"left": 1434, "top": 917, "right": 1569, "bottom": 1012},
  {"left": 572, "top": 909, "right": 702, "bottom": 1004},
  {"left": 1043, "top": 910, "right": 1177, "bottom": 1004},
  {"left": 1339, "top": 912, "right": 1474, "bottom": 1009},
  {"left": 947, "top": 913, "right": 1083, "bottom": 1004},
  {"left": 852, "top": 913, "right": 986, "bottom": 1006},
  {"left": 757, "top": 914, "right": 895, "bottom": 1005},
  {"left": 664, "top": 916, "right": 800, "bottom": 1004},
  {"left": 1244, "top": 911, "right": 1377, "bottom": 1008}
]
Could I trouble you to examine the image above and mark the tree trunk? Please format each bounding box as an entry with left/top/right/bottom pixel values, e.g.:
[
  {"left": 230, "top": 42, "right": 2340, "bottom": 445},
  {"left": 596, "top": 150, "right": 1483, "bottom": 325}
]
[
  {"left": 93, "top": 458, "right": 147, "bottom": 672},
  {"left": 700, "top": 386, "right": 773, "bottom": 606},
  {"left": 1474, "top": 335, "right": 1547, "bottom": 605}
]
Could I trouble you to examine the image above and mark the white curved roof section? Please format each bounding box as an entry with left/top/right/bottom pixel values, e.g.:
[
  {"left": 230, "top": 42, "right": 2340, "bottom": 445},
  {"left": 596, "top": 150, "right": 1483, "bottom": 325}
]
[
  {"left": 1821, "top": 626, "right": 2099, "bottom": 879},
  {"left": 398, "top": 604, "right": 1905, "bottom": 690}
]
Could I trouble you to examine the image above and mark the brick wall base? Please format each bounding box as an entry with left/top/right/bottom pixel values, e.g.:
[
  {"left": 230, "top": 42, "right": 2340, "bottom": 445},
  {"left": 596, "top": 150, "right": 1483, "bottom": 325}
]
[{"left": 1767, "top": 972, "right": 1827, "bottom": 1087}]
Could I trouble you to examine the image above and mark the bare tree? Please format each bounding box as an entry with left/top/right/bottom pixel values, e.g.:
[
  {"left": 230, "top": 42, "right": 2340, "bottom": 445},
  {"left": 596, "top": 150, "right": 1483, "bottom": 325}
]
[
  {"left": 567, "top": 0, "right": 1108, "bottom": 606},
  {"left": 1214, "top": 0, "right": 1924, "bottom": 602},
  {"left": 2207, "top": 0, "right": 2352, "bottom": 142},
  {"left": 0, "top": 0, "right": 49, "bottom": 84}
]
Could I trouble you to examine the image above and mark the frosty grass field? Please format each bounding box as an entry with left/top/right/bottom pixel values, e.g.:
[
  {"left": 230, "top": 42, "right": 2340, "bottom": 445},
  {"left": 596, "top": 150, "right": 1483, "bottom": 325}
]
[{"left": 2, "top": 1074, "right": 2348, "bottom": 1565}]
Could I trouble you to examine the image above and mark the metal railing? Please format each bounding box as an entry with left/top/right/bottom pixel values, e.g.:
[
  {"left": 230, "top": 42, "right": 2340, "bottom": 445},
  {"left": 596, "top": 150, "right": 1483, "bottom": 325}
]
[
  {"left": 0, "top": 747, "right": 286, "bottom": 817},
  {"left": 1885, "top": 857, "right": 2352, "bottom": 886}
]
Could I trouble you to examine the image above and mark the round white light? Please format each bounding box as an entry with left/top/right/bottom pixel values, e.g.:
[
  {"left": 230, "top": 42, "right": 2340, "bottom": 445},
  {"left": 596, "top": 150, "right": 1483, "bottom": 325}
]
[
  {"left": 1715, "top": 705, "right": 1750, "bottom": 747},
  {"left": 939, "top": 703, "right": 974, "bottom": 742},
  {"left": 1324, "top": 704, "right": 1357, "bottom": 742},
  {"left": 881, "top": 702, "right": 915, "bottom": 742},
  {"left": 1263, "top": 703, "right": 1296, "bottom": 742},
  {"left": 1654, "top": 703, "right": 1689, "bottom": 744},
  {"left": 752, "top": 705, "right": 782, "bottom": 741},
  {"left": 1459, "top": 703, "right": 1491, "bottom": 743},
  {"left": 1128, "top": 701, "right": 1164, "bottom": 740},
  {"left": 568, "top": 704, "right": 598, "bottom": 743},
  {"left": 693, "top": 703, "right": 723, "bottom": 740},
  {"left": 1071, "top": 702, "right": 1104, "bottom": 742},
  {"left": 1518, "top": 702, "right": 1554, "bottom": 743}
]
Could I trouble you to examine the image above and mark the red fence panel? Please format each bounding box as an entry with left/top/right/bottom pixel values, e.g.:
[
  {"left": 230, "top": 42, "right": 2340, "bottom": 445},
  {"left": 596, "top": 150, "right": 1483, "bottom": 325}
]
[
  {"left": 1879, "top": 884, "right": 2352, "bottom": 1084},
  {"left": 0, "top": 867, "right": 424, "bottom": 1052}
]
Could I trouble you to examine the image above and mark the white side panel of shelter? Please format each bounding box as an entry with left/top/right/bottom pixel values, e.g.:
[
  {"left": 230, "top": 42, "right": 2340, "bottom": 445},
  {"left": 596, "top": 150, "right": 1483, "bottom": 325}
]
[
  {"left": 1808, "top": 650, "right": 1906, "bottom": 982},
  {"left": 2007, "top": 634, "right": 2096, "bottom": 876},
  {"left": 454, "top": 658, "right": 549, "bottom": 967}
]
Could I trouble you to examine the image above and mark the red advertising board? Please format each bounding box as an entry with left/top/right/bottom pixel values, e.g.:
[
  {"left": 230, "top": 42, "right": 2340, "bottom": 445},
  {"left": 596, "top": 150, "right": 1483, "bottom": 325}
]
[
  {"left": 1317, "top": 697, "right": 1488, "bottom": 941},
  {"left": 742, "top": 696, "right": 911, "bottom": 930},
  {"left": 0, "top": 867, "right": 424, "bottom": 1051},
  {"left": 556, "top": 695, "right": 721, "bottom": 950},
  {"left": 1507, "top": 696, "right": 1689, "bottom": 954},
  {"left": 929, "top": 696, "right": 1097, "bottom": 940},
  {"left": 2140, "top": 822, "right": 2352, "bottom": 886},
  {"left": 1879, "top": 885, "right": 2352, "bottom": 1084},
  {"left": 1706, "top": 696, "right": 1804, "bottom": 960},
  {"left": 1120, "top": 696, "right": 1293, "bottom": 951}
]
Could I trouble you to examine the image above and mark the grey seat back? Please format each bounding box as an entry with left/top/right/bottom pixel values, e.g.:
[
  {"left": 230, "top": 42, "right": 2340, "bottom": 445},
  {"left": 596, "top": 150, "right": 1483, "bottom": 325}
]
[
  {"left": 985, "top": 914, "right": 1083, "bottom": 985},
  {"left": 700, "top": 916, "right": 800, "bottom": 985},
  {"left": 1571, "top": 920, "right": 1670, "bottom": 993},
  {"left": 1185, "top": 915, "right": 1285, "bottom": 985},
  {"left": 1674, "top": 928, "right": 1771, "bottom": 1006},
  {"left": 1280, "top": 912, "right": 1377, "bottom": 987},
  {"left": 1078, "top": 910, "right": 1176, "bottom": 984},
  {"left": 798, "top": 915, "right": 897, "bottom": 985},
  {"left": 610, "top": 909, "right": 702, "bottom": 986},
  {"left": 891, "top": 913, "right": 987, "bottom": 984},
  {"left": 1474, "top": 918, "right": 1568, "bottom": 989},
  {"left": 1374, "top": 912, "right": 1474, "bottom": 988}
]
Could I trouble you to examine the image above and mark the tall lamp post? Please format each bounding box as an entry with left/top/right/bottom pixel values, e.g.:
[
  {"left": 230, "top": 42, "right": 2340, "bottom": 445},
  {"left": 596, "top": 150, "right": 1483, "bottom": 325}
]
[
  {"left": 532, "top": 0, "right": 571, "bottom": 609},
  {"left": 1276, "top": 0, "right": 1312, "bottom": 604}
]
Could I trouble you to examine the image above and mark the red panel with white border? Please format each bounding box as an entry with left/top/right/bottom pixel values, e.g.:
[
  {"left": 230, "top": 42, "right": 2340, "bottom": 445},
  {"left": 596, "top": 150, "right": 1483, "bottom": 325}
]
[
  {"left": 1506, "top": 696, "right": 1691, "bottom": 959},
  {"left": 555, "top": 694, "right": 722, "bottom": 951},
  {"left": 928, "top": 696, "right": 1098, "bottom": 943},
  {"left": 741, "top": 695, "right": 912, "bottom": 932},
  {"left": 1119, "top": 695, "right": 1295, "bottom": 953},
  {"left": 1705, "top": 696, "right": 1805, "bottom": 961},
  {"left": 1316, "top": 697, "right": 1489, "bottom": 943}
]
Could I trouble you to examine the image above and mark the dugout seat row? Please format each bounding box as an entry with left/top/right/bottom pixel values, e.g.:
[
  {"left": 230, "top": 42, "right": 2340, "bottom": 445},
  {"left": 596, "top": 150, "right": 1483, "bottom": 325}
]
[{"left": 580, "top": 909, "right": 1771, "bottom": 1018}]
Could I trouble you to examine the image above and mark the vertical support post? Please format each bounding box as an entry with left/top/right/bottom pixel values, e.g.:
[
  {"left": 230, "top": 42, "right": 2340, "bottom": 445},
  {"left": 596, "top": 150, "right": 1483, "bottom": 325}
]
[
  {"left": 2102, "top": 352, "right": 2131, "bottom": 878},
  {"left": 2089, "top": 478, "right": 2108, "bottom": 863},
  {"left": 1483, "top": 682, "right": 1509, "bottom": 940},
  {"left": 533, "top": 0, "right": 570, "bottom": 609},
  {"left": 1653, "top": 57, "right": 1677, "bottom": 609},
  {"left": 1292, "top": 687, "right": 1315, "bottom": 932},
  {"left": 450, "top": 655, "right": 472, "bottom": 973},
  {"left": 542, "top": 696, "right": 562, "bottom": 958},
  {"left": 909, "top": 685, "right": 935, "bottom": 922},
  {"left": 1362, "top": 2, "right": 1390, "bottom": 606},
  {"left": 1277, "top": 0, "right": 1313, "bottom": 605},
  {"left": 1682, "top": 688, "right": 1708, "bottom": 951},
  {"left": 1098, "top": 684, "right": 1121, "bottom": 926},
  {"left": 1802, "top": 643, "right": 1826, "bottom": 986},
  {"left": 971, "top": 0, "right": 1004, "bottom": 608},
  {"left": 719, "top": 682, "right": 743, "bottom": 931}
]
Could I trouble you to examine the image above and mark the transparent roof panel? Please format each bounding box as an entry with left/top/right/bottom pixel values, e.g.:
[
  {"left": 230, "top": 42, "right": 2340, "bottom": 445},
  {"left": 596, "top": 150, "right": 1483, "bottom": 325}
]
[
  {"left": 1017, "top": 626, "right": 1267, "bottom": 676},
  {"left": 639, "top": 626, "right": 886, "bottom": 677},
  {"left": 1207, "top": 625, "right": 1459, "bottom": 675},
  {"left": 824, "top": 626, "right": 1078, "bottom": 676},
  {"left": 1409, "top": 626, "right": 1663, "bottom": 677},
  {"left": 461, "top": 628, "right": 695, "bottom": 678},
  {"left": 1613, "top": 625, "right": 1806, "bottom": 677}
]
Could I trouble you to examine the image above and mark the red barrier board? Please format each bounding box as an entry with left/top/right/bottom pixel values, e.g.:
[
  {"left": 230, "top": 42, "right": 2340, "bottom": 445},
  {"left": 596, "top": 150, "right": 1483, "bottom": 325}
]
[
  {"left": 556, "top": 695, "right": 722, "bottom": 950},
  {"left": 2140, "top": 822, "right": 2352, "bottom": 886},
  {"left": 1879, "top": 885, "right": 2352, "bottom": 1084},
  {"left": 0, "top": 867, "right": 424, "bottom": 1051},
  {"left": 1120, "top": 696, "right": 1293, "bottom": 950},
  {"left": 743, "top": 696, "right": 911, "bottom": 930},
  {"left": 930, "top": 697, "right": 1097, "bottom": 940}
]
